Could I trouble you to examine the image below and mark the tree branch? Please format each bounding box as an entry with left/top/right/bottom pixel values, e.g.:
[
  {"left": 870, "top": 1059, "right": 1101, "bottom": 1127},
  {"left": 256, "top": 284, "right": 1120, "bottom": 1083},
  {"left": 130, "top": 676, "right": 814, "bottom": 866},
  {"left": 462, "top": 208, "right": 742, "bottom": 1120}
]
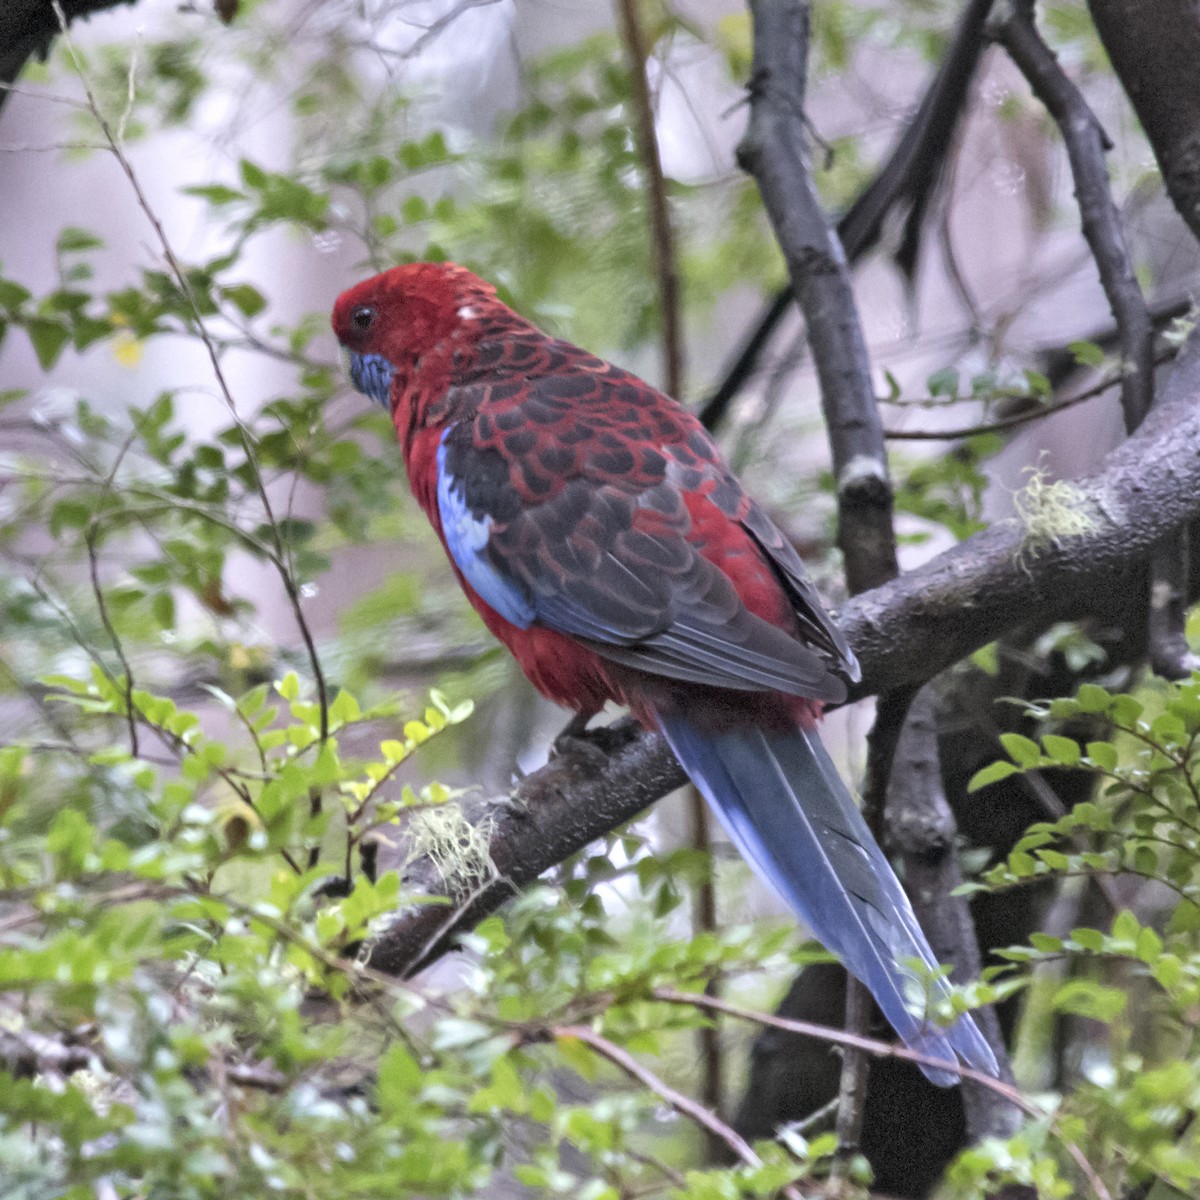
[
  {"left": 365, "top": 322, "right": 1200, "bottom": 979},
  {"left": 886, "top": 686, "right": 1022, "bottom": 1142},
  {"left": 992, "top": 0, "right": 1153, "bottom": 433},
  {"left": 615, "top": 0, "right": 684, "bottom": 401},
  {"left": 737, "top": 0, "right": 896, "bottom": 594},
  {"left": 699, "top": 0, "right": 995, "bottom": 431},
  {"left": 365, "top": 719, "right": 686, "bottom": 976}
]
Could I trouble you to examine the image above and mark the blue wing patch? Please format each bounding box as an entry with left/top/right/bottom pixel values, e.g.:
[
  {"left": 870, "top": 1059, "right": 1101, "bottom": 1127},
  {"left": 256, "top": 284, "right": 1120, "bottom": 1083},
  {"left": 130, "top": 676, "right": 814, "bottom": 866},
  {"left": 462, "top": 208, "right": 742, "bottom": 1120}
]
[
  {"left": 436, "top": 432, "right": 535, "bottom": 629},
  {"left": 348, "top": 352, "right": 396, "bottom": 410}
]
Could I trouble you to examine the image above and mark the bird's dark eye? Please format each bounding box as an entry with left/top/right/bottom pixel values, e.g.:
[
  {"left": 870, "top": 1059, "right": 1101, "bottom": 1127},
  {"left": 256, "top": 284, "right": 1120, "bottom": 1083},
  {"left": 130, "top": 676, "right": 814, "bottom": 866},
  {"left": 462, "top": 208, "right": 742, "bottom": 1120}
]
[{"left": 350, "top": 305, "right": 376, "bottom": 332}]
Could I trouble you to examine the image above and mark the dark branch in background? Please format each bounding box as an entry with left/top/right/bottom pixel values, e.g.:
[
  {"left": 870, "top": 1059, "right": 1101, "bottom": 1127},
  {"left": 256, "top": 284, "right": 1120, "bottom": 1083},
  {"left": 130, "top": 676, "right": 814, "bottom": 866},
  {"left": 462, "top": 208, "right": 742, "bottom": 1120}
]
[
  {"left": 885, "top": 686, "right": 1022, "bottom": 1142},
  {"left": 833, "top": 686, "right": 916, "bottom": 1171},
  {"left": 737, "top": 0, "right": 897, "bottom": 595},
  {"left": 993, "top": 1, "right": 1195, "bottom": 680},
  {"left": 615, "top": 0, "right": 684, "bottom": 401},
  {"left": 992, "top": 0, "right": 1153, "bottom": 434},
  {"left": 614, "top": 0, "right": 723, "bottom": 1148},
  {"left": 0, "top": 0, "right": 136, "bottom": 113},
  {"left": 1085, "top": 0, "right": 1200, "bottom": 678},
  {"left": 698, "top": 0, "right": 995, "bottom": 432},
  {"left": 736, "top": 0, "right": 908, "bottom": 1163},
  {"left": 365, "top": 322, "right": 1200, "bottom": 977},
  {"left": 1085, "top": 0, "right": 1200, "bottom": 243}
]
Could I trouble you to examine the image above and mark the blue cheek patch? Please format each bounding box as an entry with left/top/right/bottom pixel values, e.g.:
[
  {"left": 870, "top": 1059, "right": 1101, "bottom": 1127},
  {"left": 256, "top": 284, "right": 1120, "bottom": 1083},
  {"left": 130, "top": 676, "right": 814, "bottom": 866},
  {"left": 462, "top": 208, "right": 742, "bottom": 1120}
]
[
  {"left": 349, "top": 352, "right": 396, "bottom": 410},
  {"left": 436, "top": 433, "right": 535, "bottom": 629}
]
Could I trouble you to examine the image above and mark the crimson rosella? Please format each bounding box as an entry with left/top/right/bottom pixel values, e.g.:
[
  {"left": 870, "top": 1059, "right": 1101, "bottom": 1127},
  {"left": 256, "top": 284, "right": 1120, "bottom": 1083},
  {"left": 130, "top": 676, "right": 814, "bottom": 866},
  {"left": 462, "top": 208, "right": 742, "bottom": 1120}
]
[{"left": 331, "top": 262, "right": 997, "bottom": 1084}]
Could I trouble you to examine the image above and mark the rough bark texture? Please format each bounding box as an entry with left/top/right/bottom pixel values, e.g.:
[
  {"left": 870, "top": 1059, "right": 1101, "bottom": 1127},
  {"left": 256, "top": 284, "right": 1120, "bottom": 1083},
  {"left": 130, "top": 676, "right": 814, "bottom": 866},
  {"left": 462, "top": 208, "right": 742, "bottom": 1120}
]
[
  {"left": 366, "top": 720, "right": 686, "bottom": 975},
  {"left": 1086, "top": 0, "right": 1200, "bottom": 241}
]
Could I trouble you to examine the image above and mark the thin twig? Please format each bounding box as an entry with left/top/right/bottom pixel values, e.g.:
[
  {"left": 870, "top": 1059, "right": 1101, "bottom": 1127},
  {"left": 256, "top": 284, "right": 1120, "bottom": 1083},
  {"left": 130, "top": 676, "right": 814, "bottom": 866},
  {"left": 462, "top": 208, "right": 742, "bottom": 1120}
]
[
  {"left": 649, "top": 987, "right": 1111, "bottom": 1200},
  {"left": 50, "top": 3, "right": 330, "bottom": 747},
  {"left": 615, "top": 0, "right": 685, "bottom": 400},
  {"left": 884, "top": 359, "right": 1150, "bottom": 440},
  {"left": 85, "top": 431, "right": 140, "bottom": 757},
  {"left": 612, "top": 3, "right": 722, "bottom": 1135},
  {"left": 552, "top": 1024, "right": 805, "bottom": 1200}
]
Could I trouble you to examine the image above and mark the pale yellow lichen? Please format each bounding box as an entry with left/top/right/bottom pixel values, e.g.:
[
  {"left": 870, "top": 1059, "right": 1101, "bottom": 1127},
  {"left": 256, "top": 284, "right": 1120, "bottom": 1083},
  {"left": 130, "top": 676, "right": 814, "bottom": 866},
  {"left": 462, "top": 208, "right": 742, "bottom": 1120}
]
[
  {"left": 405, "top": 802, "right": 495, "bottom": 894},
  {"left": 1013, "top": 462, "right": 1098, "bottom": 563}
]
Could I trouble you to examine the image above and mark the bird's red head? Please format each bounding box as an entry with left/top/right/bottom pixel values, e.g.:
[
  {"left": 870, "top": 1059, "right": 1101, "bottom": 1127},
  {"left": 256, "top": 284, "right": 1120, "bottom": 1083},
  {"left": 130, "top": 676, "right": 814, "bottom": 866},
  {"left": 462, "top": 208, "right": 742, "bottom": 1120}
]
[{"left": 331, "top": 262, "right": 499, "bottom": 410}]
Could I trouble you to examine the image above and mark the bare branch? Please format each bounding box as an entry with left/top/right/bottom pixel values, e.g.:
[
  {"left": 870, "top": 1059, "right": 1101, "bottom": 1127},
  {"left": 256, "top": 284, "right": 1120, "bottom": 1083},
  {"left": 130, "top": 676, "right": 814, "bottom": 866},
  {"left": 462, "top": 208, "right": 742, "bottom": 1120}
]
[
  {"left": 886, "top": 686, "right": 1021, "bottom": 1140},
  {"left": 737, "top": 0, "right": 896, "bottom": 594},
  {"left": 549, "top": 1025, "right": 798, "bottom": 1192},
  {"left": 615, "top": 0, "right": 684, "bottom": 401},
  {"left": 992, "top": 0, "right": 1154, "bottom": 433},
  {"left": 699, "top": 0, "right": 996, "bottom": 431}
]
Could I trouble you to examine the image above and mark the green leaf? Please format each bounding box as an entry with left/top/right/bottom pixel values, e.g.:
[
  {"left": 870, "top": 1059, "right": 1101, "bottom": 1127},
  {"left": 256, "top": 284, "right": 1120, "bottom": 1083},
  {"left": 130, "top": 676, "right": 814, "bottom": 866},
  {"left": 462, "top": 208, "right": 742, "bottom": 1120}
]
[
  {"left": 26, "top": 319, "right": 72, "bottom": 369},
  {"left": 927, "top": 367, "right": 960, "bottom": 397},
  {"left": 1041, "top": 734, "right": 1081, "bottom": 766},
  {"left": 968, "top": 760, "right": 1020, "bottom": 791},
  {"left": 56, "top": 226, "right": 104, "bottom": 253},
  {"left": 221, "top": 283, "right": 267, "bottom": 317},
  {"left": 999, "top": 732, "right": 1042, "bottom": 768},
  {"left": 1076, "top": 683, "right": 1112, "bottom": 713},
  {"left": 184, "top": 183, "right": 246, "bottom": 205},
  {"left": 1068, "top": 339, "right": 1105, "bottom": 368},
  {"left": 1053, "top": 979, "right": 1127, "bottom": 1022},
  {"left": 1084, "top": 741, "right": 1118, "bottom": 770}
]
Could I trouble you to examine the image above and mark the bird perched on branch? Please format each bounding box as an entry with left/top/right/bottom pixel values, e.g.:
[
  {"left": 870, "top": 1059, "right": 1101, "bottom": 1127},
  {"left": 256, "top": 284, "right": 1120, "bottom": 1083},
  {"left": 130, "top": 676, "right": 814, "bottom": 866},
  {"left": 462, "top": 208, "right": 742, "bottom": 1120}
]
[{"left": 331, "top": 261, "right": 997, "bottom": 1084}]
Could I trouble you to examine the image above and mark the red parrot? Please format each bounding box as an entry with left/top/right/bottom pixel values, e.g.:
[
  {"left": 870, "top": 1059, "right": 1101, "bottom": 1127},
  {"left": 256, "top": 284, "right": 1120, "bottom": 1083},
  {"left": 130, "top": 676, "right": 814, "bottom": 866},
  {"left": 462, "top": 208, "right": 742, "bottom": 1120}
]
[{"left": 331, "top": 262, "right": 997, "bottom": 1084}]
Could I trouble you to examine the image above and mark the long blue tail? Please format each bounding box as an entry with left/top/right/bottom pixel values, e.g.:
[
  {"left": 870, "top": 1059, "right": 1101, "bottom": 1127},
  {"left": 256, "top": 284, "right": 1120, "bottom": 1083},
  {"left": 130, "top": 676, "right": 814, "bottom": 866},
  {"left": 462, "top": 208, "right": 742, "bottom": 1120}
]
[{"left": 656, "top": 713, "right": 998, "bottom": 1086}]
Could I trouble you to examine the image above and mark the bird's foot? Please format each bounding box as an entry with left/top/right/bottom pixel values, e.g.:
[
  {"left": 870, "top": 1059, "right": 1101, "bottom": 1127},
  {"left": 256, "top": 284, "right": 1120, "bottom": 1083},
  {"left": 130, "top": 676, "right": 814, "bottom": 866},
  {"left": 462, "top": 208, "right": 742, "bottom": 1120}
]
[{"left": 552, "top": 712, "right": 637, "bottom": 769}]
